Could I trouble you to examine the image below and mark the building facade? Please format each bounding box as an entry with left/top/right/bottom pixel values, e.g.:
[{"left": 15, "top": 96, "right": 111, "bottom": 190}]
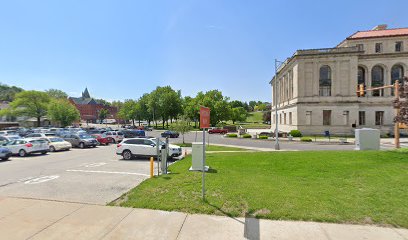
[
  {"left": 270, "top": 25, "right": 408, "bottom": 135},
  {"left": 69, "top": 88, "right": 118, "bottom": 123}
]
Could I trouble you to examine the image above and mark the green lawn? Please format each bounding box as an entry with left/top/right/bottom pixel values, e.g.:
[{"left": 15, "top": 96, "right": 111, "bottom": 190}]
[
  {"left": 112, "top": 151, "right": 408, "bottom": 228},
  {"left": 246, "top": 111, "right": 264, "bottom": 123},
  {"left": 175, "top": 143, "right": 248, "bottom": 152}
]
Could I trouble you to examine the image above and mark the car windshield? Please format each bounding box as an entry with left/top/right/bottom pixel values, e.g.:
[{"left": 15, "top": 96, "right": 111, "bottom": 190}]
[
  {"left": 79, "top": 134, "right": 92, "bottom": 139},
  {"left": 50, "top": 138, "right": 64, "bottom": 142},
  {"left": 8, "top": 136, "right": 20, "bottom": 140}
]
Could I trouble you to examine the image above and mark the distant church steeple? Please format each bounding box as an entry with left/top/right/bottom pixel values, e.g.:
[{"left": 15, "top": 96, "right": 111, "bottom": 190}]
[{"left": 82, "top": 87, "right": 91, "bottom": 98}]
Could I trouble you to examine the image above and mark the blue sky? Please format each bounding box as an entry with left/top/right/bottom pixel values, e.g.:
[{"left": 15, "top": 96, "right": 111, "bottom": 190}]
[{"left": 0, "top": 0, "right": 407, "bottom": 102}]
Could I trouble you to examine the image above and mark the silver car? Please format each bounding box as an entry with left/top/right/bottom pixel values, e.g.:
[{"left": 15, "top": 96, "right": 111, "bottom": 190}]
[{"left": 3, "top": 138, "right": 49, "bottom": 157}]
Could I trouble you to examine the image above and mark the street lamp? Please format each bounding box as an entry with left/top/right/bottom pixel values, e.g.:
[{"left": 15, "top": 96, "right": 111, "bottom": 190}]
[{"left": 273, "top": 59, "right": 285, "bottom": 150}]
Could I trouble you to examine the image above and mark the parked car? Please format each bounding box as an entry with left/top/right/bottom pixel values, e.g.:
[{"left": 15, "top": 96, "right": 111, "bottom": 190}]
[
  {"left": 116, "top": 138, "right": 182, "bottom": 160},
  {"left": 161, "top": 131, "right": 179, "bottom": 138},
  {"left": 105, "top": 131, "right": 124, "bottom": 143},
  {"left": 258, "top": 132, "right": 274, "bottom": 137},
  {"left": 42, "top": 137, "right": 72, "bottom": 152},
  {"left": 62, "top": 133, "right": 98, "bottom": 148},
  {"left": 25, "top": 132, "right": 56, "bottom": 138},
  {"left": 208, "top": 128, "right": 228, "bottom": 134},
  {"left": 121, "top": 130, "right": 145, "bottom": 139},
  {"left": 3, "top": 138, "right": 49, "bottom": 157},
  {"left": 0, "top": 135, "right": 23, "bottom": 143},
  {"left": 91, "top": 134, "right": 111, "bottom": 145},
  {"left": 0, "top": 147, "right": 12, "bottom": 160}
]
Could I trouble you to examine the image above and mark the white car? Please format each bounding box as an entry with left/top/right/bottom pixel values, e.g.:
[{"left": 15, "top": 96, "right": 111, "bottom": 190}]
[
  {"left": 3, "top": 138, "right": 49, "bottom": 157},
  {"left": 25, "top": 132, "right": 56, "bottom": 138},
  {"left": 42, "top": 137, "right": 72, "bottom": 152},
  {"left": 106, "top": 131, "right": 124, "bottom": 143},
  {"left": 116, "top": 138, "right": 182, "bottom": 160},
  {"left": 0, "top": 135, "right": 22, "bottom": 143}
]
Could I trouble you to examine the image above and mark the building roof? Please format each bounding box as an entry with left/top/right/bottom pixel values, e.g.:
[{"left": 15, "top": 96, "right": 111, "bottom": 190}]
[
  {"left": 82, "top": 87, "right": 91, "bottom": 98},
  {"left": 347, "top": 28, "right": 408, "bottom": 40},
  {"left": 69, "top": 97, "right": 97, "bottom": 105}
]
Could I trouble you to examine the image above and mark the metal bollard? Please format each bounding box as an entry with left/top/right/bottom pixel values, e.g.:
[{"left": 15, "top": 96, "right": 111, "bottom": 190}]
[{"left": 150, "top": 157, "right": 154, "bottom": 178}]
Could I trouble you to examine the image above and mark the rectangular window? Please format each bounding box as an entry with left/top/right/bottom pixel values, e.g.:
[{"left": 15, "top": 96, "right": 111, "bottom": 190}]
[
  {"left": 343, "top": 111, "right": 349, "bottom": 125},
  {"left": 323, "top": 110, "right": 331, "bottom": 126},
  {"left": 375, "top": 111, "right": 384, "bottom": 125},
  {"left": 289, "top": 112, "right": 293, "bottom": 125},
  {"left": 279, "top": 114, "right": 282, "bottom": 124},
  {"left": 306, "top": 111, "right": 312, "bottom": 125},
  {"left": 284, "top": 113, "right": 287, "bottom": 124},
  {"left": 395, "top": 41, "right": 403, "bottom": 52},
  {"left": 375, "top": 43, "right": 382, "bottom": 53},
  {"left": 356, "top": 44, "right": 364, "bottom": 51},
  {"left": 359, "top": 111, "right": 366, "bottom": 125}
]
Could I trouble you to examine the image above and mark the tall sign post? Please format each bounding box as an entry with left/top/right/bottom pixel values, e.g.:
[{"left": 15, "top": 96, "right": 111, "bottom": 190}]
[{"left": 200, "top": 106, "right": 210, "bottom": 200}]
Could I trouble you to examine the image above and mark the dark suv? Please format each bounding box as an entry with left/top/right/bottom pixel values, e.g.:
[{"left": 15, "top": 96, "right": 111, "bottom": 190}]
[{"left": 63, "top": 133, "right": 98, "bottom": 148}]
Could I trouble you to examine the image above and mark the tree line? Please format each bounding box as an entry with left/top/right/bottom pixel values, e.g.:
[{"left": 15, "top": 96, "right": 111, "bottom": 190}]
[
  {"left": 0, "top": 88, "right": 80, "bottom": 127},
  {"left": 116, "top": 86, "right": 269, "bottom": 128},
  {"left": 0, "top": 83, "right": 270, "bottom": 128}
]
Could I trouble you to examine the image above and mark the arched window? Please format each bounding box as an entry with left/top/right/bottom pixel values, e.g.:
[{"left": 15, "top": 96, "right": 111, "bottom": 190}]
[
  {"left": 358, "top": 67, "right": 365, "bottom": 86},
  {"left": 319, "top": 65, "right": 331, "bottom": 96},
  {"left": 391, "top": 65, "right": 404, "bottom": 95},
  {"left": 371, "top": 65, "right": 384, "bottom": 96}
]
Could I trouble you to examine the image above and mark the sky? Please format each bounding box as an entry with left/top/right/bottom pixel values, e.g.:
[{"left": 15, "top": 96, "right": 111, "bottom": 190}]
[{"left": 0, "top": 0, "right": 407, "bottom": 102}]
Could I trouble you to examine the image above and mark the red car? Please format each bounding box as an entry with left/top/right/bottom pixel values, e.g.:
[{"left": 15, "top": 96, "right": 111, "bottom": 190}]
[
  {"left": 208, "top": 128, "right": 228, "bottom": 134},
  {"left": 91, "top": 134, "right": 111, "bottom": 145}
]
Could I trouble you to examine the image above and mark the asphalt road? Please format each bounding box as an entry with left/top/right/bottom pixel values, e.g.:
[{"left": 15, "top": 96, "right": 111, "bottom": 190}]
[{"left": 0, "top": 145, "right": 153, "bottom": 205}]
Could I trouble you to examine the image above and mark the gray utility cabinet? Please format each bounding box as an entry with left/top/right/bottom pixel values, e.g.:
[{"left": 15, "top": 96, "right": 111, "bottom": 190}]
[{"left": 355, "top": 128, "right": 380, "bottom": 150}]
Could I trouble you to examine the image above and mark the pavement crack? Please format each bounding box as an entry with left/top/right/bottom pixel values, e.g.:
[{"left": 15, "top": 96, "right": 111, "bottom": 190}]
[{"left": 176, "top": 214, "right": 188, "bottom": 240}]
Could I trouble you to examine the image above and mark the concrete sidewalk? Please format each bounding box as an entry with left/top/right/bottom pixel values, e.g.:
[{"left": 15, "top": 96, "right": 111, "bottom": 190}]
[{"left": 0, "top": 197, "right": 406, "bottom": 240}]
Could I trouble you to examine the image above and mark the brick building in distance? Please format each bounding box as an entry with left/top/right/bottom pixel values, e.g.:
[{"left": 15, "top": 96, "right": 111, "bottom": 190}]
[{"left": 69, "top": 88, "right": 118, "bottom": 123}]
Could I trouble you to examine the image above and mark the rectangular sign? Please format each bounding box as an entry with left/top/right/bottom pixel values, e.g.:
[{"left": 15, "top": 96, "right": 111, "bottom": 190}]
[
  {"left": 399, "top": 123, "right": 408, "bottom": 129},
  {"left": 200, "top": 106, "right": 210, "bottom": 129}
]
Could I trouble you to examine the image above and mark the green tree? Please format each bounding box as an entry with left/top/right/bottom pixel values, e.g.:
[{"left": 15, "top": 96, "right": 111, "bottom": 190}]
[
  {"left": 118, "top": 99, "right": 139, "bottom": 126},
  {"left": 171, "top": 118, "right": 192, "bottom": 144},
  {"left": 138, "top": 93, "right": 152, "bottom": 126},
  {"left": 230, "top": 107, "right": 248, "bottom": 124},
  {"left": 149, "top": 86, "right": 182, "bottom": 128},
  {"left": 98, "top": 108, "right": 109, "bottom": 123},
  {"left": 96, "top": 99, "right": 111, "bottom": 106},
  {"left": 0, "top": 83, "right": 24, "bottom": 101},
  {"left": 196, "top": 90, "right": 231, "bottom": 126},
  {"left": 6, "top": 91, "right": 50, "bottom": 127},
  {"left": 48, "top": 99, "right": 80, "bottom": 127},
  {"left": 45, "top": 89, "right": 68, "bottom": 99}
]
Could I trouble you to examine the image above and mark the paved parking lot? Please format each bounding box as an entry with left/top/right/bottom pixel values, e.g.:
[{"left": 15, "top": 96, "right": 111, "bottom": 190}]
[{"left": 0, "top": 145, "right": 155, "bottom": 204}]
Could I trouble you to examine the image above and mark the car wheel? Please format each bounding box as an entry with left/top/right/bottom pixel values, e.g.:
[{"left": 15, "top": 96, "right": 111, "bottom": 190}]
[
  {"left": 49, "top": 146, "right": 56, "bottom": 152},
  {"left": 105, "top": 142, "right": 110, "bottom": 146},
  {"left": 79, "top": 142, "right": 85, "bottom": 149},
  {"left": 111, "top": 138, "right": 116, "bottom": 143},
  {"left": 18, "top": 149, "right": 27, "bottom": 157},
  {"left": 122, "top": 150, "right": 132, "bottom": 160},
  {"left": 1, "top": 157, "right": 9, "bottom": 161}
]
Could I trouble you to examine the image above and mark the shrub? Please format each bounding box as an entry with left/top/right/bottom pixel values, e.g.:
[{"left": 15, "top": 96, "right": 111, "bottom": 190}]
[
  {"left": 226, "top": 133, "right": 238, "bottom": 138},
  {"left": 259, "top": 135, "right": 268, "bottom": 140},
  {"left": 289, "top": 130, "right": 302, "bottom": 137},
  {"left": 300, "top": 137, "right": 312, "bottom": 142},
  {"left": 242, "top": 134, "right": 252, "bottom": 138}
]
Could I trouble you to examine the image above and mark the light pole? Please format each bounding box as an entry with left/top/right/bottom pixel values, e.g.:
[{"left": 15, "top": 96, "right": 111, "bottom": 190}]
[{"left": 274, "top": 59, "right": 284, "bottom": 150}]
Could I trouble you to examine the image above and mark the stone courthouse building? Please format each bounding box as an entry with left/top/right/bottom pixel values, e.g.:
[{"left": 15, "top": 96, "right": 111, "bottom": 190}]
[{"left": 270, "top": 25, "right": 407, "bottom": 135}]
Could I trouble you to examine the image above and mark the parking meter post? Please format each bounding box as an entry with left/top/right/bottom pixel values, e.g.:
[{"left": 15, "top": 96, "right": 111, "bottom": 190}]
[
  {"left": 202, "top": 128, "right": 205, "bottom": 201},
  {"left": 166, "top": 137, "right": 169, "bottom": 173},
  {"left": 156, "top": 138, "right": 160, "bottom": 176}
]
